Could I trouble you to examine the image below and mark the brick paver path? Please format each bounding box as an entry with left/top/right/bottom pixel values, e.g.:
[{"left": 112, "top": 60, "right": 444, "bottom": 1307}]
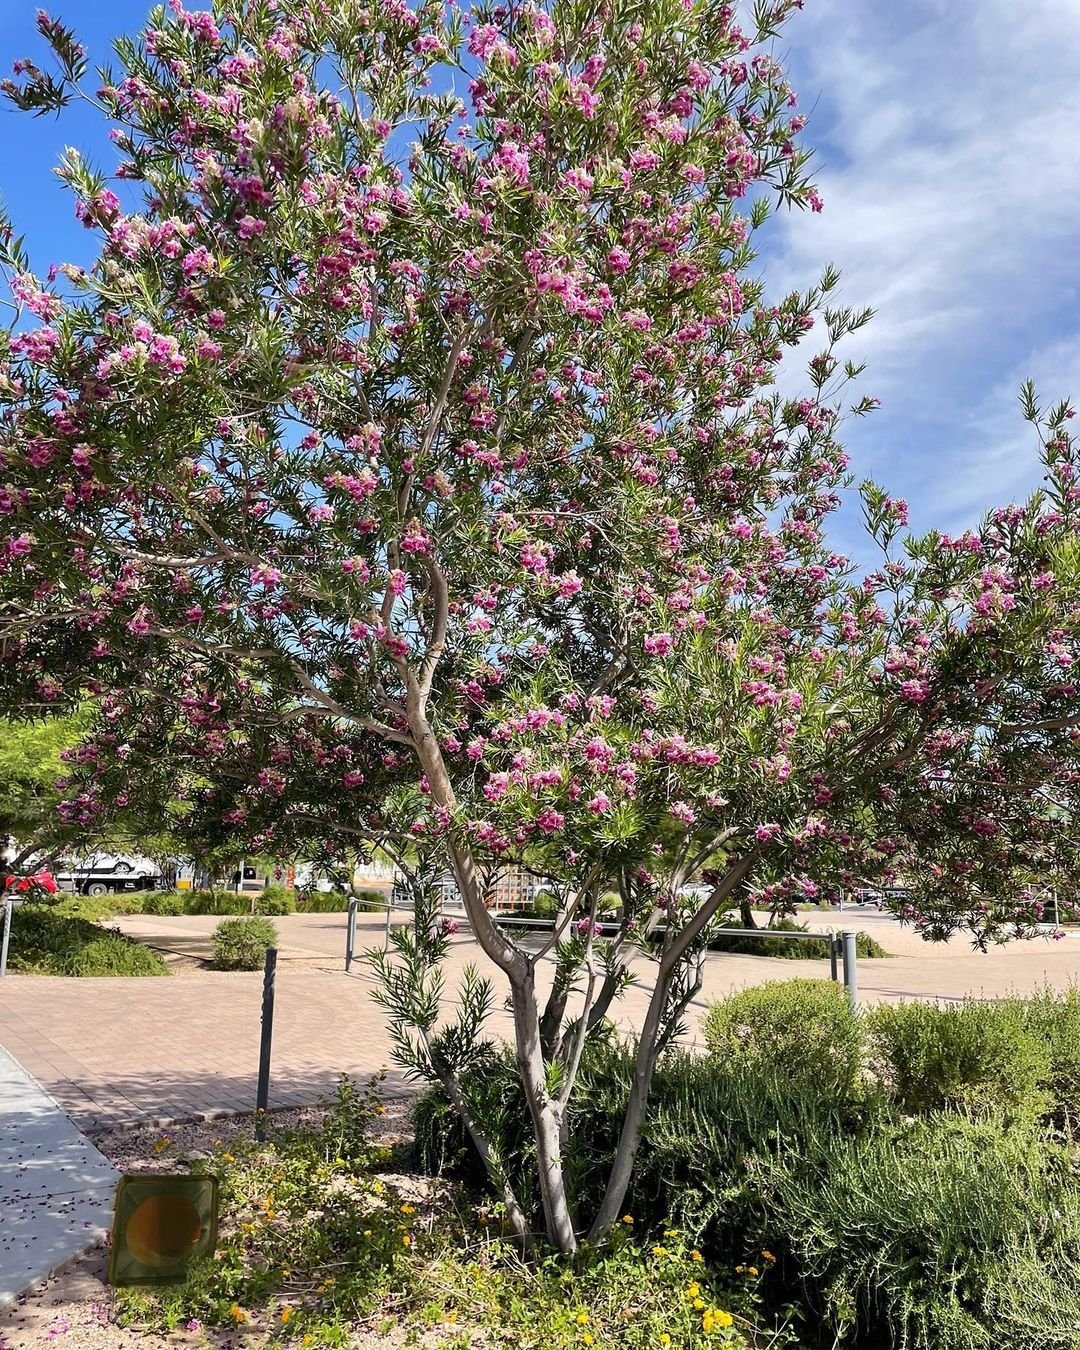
[{"left": 1, "top": 912, "right": 1077, "bottom": 1130}]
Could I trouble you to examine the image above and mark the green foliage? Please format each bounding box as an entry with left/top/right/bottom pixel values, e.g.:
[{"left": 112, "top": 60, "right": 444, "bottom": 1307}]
[
  {"left": 867, "top": 999, "right": 1051, "bottom": 1117},
  {"left": 297, "top": 887, "right": 350, "bottom": 912},
  {"left": 142, "top": 890, "right": 187, "bottom": 915},
  {"left": 708, "top": 918, "right": 889, "bottom": 959},
  {"left": 257, "top": 882, "right": 296, "bottom": 915},
  {"left": 53, "top": 891, "right": 147, "bottom": 920},
  {"left": 414, "top": 995, "right": 1080, "bottom": 1350},
  {"left": 530, "top": 888, "right": 559, "bottom": 919},
  {"left": 0, "top": 712, "right": 85, "bottom": 844},
  {"left": 210, "top": 916, "right": 278, "bottom": 971},
  {"left": 700, "top": 979, "right": 864, "bottom": 1096},
  {"left": 115, "top": 1075, "right": 407, "bottom": 1339},
  {"left": 8, "top": 906, "right": 168, "bottom": 976},
  {"left": 1020, "top": 987, "right": 1080, "bottom": 1121},
  {"left": 116, "top": 1074, "right": 785, "bottom": 1349}
]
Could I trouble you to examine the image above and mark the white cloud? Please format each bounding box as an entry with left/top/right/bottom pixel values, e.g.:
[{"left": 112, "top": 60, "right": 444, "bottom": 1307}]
[{"left": 762, "top": 0, "right": 1080, "bottom": 529}]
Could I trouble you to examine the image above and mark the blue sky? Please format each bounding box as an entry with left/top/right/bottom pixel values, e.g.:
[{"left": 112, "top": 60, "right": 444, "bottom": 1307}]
[{"left": 1, "top": 0, "right": 1076, "bottom": 555}]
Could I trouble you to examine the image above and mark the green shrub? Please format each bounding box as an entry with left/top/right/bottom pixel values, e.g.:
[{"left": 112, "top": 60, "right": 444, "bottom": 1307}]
[
  {"left": 297, "top": 887, "right": 385, "bottom": 912},
  {"left": 210, "top": 915, "right": 279, "bottom": 970},
  {"left": 771, "top": 1111, "right": 1080, "bottom": 1350},
  {"left": 531, "top": 888, "right": 559, "bottom": 919},
  {"left": 701, "top": 979, "right": 864, "bottom": 1097},
  {"left": 708, "top": 917, "right": 889, "bottom": 959},
  {"left": 186, "top": 888, "right": 261, "bottom": 916},
  {"left": 867, "top": 999, "right": 1051, "bottom": 1117},
  {"left": 599, "top": 889, "right": 622, "bottom": 914},
  {"left": 53, "top": 891, "right": 148, "bottom": 921},
  {"left": 1019, "top": 988, "right": 1080, "bottom": 1121},
  {"left": 142, "top": 890, "right": 188, "bottom": 916},
  {"left": 415, "top": 1040, "right": 1080, "bottom": 1350},
  {"left": 8, "top": 907, "right": 169, "bottom": 976},
  {"left": 257, "top": 882, "right": 296, "bottom": 915}
]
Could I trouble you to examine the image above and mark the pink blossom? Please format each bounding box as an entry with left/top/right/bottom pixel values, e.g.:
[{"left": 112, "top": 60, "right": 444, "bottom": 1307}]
[{"left": 643, "top": 632, "right": 674, "bottom": 656}]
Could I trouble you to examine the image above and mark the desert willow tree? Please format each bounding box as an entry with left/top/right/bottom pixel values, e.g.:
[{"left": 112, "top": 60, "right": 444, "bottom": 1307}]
[{"left": 2, "top": 0, "right": 1080, "bottom": 1249}]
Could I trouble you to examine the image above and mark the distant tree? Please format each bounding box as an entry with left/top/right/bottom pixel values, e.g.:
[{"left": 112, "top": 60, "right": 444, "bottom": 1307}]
[{"left": 0, "top": 714, "right": 84, "bottom": 860}]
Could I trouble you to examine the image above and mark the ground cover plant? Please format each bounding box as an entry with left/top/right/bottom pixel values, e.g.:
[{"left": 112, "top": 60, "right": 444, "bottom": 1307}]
[
  {"left": 7, "top": 903, "right": 169, "bottom": 975},
  {"left": 115, "top": 1076, "right": 799, "bottom": 1349}
]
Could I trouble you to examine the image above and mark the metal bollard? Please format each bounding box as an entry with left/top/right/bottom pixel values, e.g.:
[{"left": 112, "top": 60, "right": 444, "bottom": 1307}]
[
  {"left": 829, "top": 933, "right": 839, "bottom": 983},
  {"left": 345, "top": 897, "right": 359, "bottom": 972},
  {"left": 0, "top": 899, "right": 11, "bottom": 978},
  {"left": 841, "top": 930, "right": 858, "bottom": 1010},
  {"left": 255, "top": 947, "right": 277, "bottom": 1141}
]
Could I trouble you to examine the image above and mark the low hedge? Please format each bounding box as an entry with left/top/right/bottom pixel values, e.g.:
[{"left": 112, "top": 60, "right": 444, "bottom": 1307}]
[
  {"left": 708, "top": 917, "right": 890, "bottom": 959},
  {"left": 8, "top": 906, "right": 169, "bottom": 976}
]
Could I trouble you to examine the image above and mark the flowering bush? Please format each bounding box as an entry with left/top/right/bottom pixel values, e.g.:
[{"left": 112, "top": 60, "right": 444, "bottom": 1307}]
[
  {"left": 1, "top": 869, "right": 58, "bottom": 902},
  {"left": 1, "top": 0, "right": 1078, "bottom": 1248}
]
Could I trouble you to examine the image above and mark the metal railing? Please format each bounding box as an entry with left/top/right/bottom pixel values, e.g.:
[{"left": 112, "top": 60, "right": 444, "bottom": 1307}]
[{"left": 342, "top": 899, "right": 859, "bottom": 1007}]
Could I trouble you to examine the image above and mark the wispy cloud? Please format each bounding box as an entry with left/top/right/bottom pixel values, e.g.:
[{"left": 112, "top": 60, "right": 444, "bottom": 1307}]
[{"left": 765, "top": 0, "right": 1080, "bottom": 533}]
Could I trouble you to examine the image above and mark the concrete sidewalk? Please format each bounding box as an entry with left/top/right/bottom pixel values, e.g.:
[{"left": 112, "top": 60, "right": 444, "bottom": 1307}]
[{"left": 0, "top": 1047, "right": 117, "bottom": 1306}]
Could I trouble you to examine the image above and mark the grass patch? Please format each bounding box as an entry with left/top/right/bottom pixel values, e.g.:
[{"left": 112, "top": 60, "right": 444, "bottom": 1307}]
[{"left": 8, "top": 905, "right": 169, "bottom": 976}]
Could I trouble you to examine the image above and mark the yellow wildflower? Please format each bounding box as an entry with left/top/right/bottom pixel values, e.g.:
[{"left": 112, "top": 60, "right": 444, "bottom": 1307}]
[
  {"left": 702, "top": 1307, "right": 734, "bottom": 1334},
  {"left": 651, "top": 1245, "right": 668, "bottom": 1258},
  {"left": 280, "top": 1307, "right": 294, "bottom": 1324},
  {"left": 621, "top": 1214, "right": 634, "bottom": 1225},
  {"left": 401, "top": 1203, "right": 417, "bottom": 1215},
  {"left": 691, "top": 1249, "right": 703, "bottom": 1262},
  {"left": 402, "top": 1233, "right": 413, "bottom": 1246},
  {"left": 659, "top": 1338, "right": 671, "bottom": 1347},
  {"left": 685, "top": 1282, "right": 701, "bottom": 1299},
  {"left": 228, "top": 1305, "right": 248, "bottom": 1323},
  {"left": 222, "top": 1152, "right": 235, "bottom": 1163},
  {"left": 761, "top": 1249, "right": 776, "bottom": 1263},
  {"left": 152, "top": 1137, "right": 170, "bottom": 1155},
  {"left": 576, "top": 1311, "right": 589, "bottom": 1325},
  {"left": 583, "top": 1337, "right": 593, "bottom": 1346},
  {"left": 747, "top": 1265, "right": 759, "bottom": 1277}
]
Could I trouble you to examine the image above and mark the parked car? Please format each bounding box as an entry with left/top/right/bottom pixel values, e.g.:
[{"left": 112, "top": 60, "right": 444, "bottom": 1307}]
[{"left": 53, "top": 853, "right": 162, "bottom": 897}]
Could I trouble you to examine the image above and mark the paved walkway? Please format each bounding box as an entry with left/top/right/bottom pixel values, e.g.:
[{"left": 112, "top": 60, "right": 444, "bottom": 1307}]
[
  {"left": 0, "top": 912, "right": 1077, "bottom": 1131},
  {"left": 0, "top": 1047, "right": 116, "bottom": 1306}
]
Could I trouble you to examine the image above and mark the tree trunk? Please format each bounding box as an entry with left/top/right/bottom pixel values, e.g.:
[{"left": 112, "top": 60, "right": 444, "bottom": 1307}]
[
  {"left": 587, "top": 967, "right": 672, "bottom": 1239},
  {"left": 408, "top": 705, "right": 578, "bottom": 1250},
  {"left": 738, "top": 894, "right": 757, "bottom": 929}
]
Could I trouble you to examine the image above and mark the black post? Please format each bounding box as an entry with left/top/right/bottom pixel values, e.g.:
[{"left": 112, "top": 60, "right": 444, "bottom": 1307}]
[
  {"left": 255, "top": 947, "right": 277, "bottom": 1140},
  {"left": 829, "top": 933, "right": 839, "bottom": 983}
]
